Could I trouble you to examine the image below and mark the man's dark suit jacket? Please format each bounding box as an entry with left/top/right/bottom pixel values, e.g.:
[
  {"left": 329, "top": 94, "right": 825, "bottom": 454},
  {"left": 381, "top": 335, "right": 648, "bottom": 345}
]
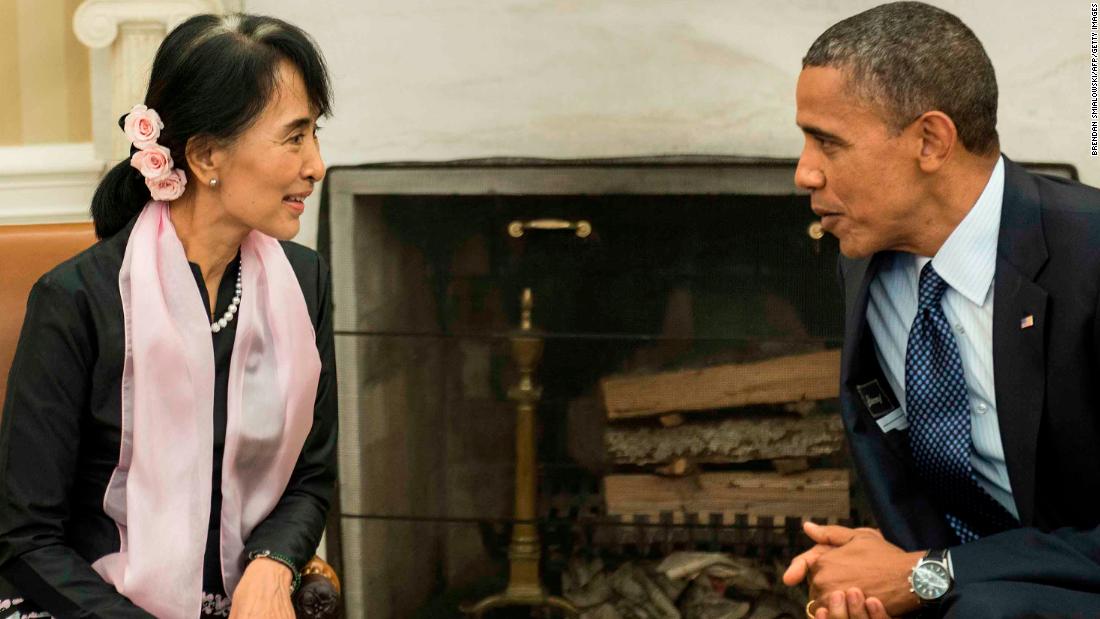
[{"left": 838, "top": 157, "right": 1100, "bottom": 595}]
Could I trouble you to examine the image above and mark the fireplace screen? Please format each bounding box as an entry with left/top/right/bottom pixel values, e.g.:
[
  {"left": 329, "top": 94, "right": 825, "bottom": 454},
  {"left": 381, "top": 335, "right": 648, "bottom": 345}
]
[{"left": 320, "top": 158, "right": 869, "bottom": 618}]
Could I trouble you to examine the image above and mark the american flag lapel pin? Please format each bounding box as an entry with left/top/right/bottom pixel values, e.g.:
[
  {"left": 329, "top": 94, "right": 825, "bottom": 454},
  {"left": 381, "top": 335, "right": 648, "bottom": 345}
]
[{"left": 1020, "top": 314, "right": 1035, "bottom": 329}]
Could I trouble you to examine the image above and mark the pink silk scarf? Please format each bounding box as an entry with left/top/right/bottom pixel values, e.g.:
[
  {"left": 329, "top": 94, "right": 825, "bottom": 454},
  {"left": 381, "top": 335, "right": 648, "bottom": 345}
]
[{"left": 91, "top": 201, "right": 321, "bottom": 618}]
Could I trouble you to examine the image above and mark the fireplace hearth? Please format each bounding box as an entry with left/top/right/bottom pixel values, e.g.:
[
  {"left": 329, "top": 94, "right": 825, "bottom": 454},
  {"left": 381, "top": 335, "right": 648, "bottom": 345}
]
[{"left": 320, "top": 156, "right": 1010, "bottom": 618}]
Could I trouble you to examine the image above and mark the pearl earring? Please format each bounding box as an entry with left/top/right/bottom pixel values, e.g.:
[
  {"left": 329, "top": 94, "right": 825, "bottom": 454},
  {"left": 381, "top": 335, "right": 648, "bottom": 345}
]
[{"left": 209, "top": 178, "right": 219, "bottom": 188}]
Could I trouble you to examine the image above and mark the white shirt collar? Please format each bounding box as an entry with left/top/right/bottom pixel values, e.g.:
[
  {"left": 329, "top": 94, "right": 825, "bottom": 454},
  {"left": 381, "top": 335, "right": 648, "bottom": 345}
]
[{"left": 923, "top": 156, "right": 1004, "bottom": 306}]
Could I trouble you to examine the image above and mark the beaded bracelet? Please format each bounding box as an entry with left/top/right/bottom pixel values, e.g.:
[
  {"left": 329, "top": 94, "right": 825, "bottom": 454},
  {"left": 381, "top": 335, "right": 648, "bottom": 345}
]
[{"left": 248, "top": 549, "right": 302, "bottom": 593}]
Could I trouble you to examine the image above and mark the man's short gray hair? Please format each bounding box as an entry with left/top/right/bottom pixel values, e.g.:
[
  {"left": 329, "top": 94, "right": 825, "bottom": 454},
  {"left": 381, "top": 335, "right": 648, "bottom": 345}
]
[{"left": 803, "top": 1, "right": 999, "bottom": 155}]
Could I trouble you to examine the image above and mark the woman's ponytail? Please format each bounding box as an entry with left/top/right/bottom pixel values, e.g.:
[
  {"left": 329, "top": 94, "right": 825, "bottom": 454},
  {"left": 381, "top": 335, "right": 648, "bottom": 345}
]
[{"left": 90, "top": 156, "right": 151, "bottom": 239}]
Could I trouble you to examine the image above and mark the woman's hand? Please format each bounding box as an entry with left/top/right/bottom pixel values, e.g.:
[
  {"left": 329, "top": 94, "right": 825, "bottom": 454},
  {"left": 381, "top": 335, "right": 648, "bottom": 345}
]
[{"left": 227, "top": 557, "right": 296, "bottom": 619}]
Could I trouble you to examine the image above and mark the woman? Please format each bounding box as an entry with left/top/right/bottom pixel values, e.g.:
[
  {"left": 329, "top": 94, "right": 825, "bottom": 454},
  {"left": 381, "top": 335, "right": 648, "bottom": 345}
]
[{"left": 0, "top": 13, "right": 337, "bottom": 619}]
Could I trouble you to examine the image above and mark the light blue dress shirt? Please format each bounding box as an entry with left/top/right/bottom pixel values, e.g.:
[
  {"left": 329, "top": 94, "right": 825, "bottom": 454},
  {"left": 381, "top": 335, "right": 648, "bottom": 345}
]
[{"left": 866, "top": 156, "right": 1018, "bottom": 519}]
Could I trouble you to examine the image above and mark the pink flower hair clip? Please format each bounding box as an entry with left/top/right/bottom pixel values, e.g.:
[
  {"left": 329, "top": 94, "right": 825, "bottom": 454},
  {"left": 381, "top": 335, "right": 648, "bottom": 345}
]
[{"left": 124, "top": 104, "right": 187, "bottom": 202}]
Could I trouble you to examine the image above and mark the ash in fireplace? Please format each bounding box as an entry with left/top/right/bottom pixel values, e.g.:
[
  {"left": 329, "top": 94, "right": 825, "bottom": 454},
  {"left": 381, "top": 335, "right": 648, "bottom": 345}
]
[{"left": 562, "top": 552, "right": 807, "bottom": 619}]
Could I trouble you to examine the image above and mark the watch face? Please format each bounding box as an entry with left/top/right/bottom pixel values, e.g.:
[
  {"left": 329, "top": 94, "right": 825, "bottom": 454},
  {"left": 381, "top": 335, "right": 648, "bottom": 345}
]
[{"left": 912, "top": 562, "right": 951, "bottom": 600}]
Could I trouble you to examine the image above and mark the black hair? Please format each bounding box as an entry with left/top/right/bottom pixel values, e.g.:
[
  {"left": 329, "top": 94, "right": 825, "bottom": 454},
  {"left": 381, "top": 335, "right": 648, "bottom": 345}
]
[
  {"left": 90, "top": 13, "right": 332, "bottom": 239},
  {"left": 803, "top": 1, "right": 999, "bottom": 155}
]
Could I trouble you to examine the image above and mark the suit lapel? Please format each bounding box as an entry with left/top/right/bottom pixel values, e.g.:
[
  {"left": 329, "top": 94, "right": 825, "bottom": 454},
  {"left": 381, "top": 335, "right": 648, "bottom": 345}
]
[
  {"left": 840, "top": 254, "right": 878, "bottom": 398},
  {"left": 841, "top": 253, "right": 956, "bottom": 547},
  {"left": 840, "top": 253, "right": 910, "bottom": 462},
  {"left": 841, "top": 253, "right": 878, "bottom": 363},
  {"left": 991, "top": 158, "right": 1049, "bottom": 527}
]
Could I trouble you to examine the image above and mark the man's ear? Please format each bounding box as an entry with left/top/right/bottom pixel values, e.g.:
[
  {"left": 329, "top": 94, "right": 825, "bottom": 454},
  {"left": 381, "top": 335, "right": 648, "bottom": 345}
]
[
  {"left": 915, "top": 111, "right": 957, "bottom": 173},
  {"left": 184, "top": 135, "right": 223, "bottom": 187}
]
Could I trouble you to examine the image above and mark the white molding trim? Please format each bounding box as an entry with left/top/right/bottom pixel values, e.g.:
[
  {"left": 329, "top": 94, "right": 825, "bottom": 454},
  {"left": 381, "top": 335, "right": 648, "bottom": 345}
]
[
  {"left": 0, "top": 143, "right": 104, "bottom": 224},
  {"left": 73, "top": 0, "right": 228, "bottom": 49}
]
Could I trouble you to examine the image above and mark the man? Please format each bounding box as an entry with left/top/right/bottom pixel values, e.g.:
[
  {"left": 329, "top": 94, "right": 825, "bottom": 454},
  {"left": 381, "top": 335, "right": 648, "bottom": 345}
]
[{"left": 781, "top": 3, "right": 1100, "bottom": 618}]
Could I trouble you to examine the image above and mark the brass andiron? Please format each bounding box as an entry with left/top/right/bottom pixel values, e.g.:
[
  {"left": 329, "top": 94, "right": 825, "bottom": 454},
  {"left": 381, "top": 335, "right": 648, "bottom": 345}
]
[{"left": 461, "top": 289, "right": 578, "bottom": 618}]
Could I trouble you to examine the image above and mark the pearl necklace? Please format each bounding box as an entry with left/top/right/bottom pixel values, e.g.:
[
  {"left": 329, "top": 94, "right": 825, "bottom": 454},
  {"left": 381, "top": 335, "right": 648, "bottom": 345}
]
[{"left": 211, "top": 266, "right": 242, "bottom": 333}]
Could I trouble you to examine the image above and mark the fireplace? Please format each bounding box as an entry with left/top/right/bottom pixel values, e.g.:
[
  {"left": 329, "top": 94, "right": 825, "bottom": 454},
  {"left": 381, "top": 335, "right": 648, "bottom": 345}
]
[{"left": 317, "top": 157, "right": 1075, "bottom": 618}]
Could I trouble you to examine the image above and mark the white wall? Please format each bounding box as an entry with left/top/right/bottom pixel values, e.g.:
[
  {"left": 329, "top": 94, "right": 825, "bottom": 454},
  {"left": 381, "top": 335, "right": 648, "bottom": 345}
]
[{"left": 245, "top": 0, "right": 1095, "bottom": 246}]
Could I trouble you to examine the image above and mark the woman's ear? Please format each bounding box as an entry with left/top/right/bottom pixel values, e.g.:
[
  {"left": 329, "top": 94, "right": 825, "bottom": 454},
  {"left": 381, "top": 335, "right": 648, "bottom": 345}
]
[{"left": 184, "top": 135, "right": 222, "bottom": 187}]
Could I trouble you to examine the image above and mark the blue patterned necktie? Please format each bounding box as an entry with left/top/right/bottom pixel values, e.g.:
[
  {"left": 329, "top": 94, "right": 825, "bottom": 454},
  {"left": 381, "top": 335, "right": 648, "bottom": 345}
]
[{"left": 905, "top": 262, "right": 1019, "bottom": 543}]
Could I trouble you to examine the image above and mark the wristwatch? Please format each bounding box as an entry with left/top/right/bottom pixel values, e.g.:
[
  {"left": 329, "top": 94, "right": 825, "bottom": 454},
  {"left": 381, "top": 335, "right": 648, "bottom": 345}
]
[{"left": 908, "top": 549, "right": 953, "bottom": 605}]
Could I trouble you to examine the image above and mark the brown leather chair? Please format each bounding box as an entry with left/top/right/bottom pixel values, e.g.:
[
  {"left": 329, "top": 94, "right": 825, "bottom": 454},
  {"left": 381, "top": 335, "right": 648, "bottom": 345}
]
[
  {"left": 0, "top": 223, "right": 98, "bottom": 411},
  {"left": 0, "top": 221, "right": 340, "bottom": 618}
]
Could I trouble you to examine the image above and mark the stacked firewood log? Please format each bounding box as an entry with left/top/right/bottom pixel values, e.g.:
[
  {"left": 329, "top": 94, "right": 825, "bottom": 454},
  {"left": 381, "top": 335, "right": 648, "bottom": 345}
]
[{"left": 593, "top": 349, "right": 850, "bottom": 527}]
